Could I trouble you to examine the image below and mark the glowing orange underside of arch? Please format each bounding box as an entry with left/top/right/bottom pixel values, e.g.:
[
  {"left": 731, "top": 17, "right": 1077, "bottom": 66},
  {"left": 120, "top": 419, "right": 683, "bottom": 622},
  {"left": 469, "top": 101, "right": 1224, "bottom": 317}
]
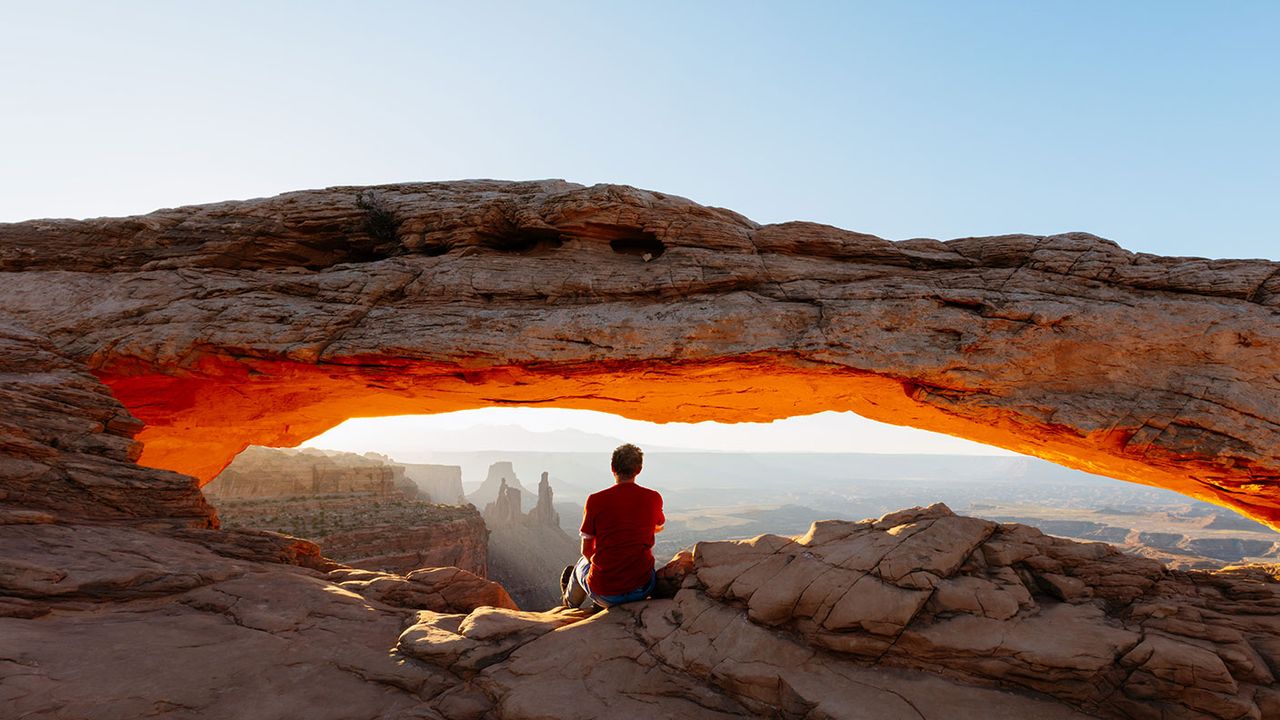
[{"left": 95, "top": 353, "right": 1280, "bottom": 530}]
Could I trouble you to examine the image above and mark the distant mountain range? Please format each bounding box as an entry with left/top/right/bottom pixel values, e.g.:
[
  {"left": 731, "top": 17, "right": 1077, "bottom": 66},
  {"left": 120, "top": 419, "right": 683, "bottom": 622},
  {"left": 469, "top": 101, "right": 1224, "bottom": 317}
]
[
  {"left": 368, "top": 425, "right": 688, "bottom": 457},
  {"left": 360, "top": 424, "right": 1020, "bottom": 458}
]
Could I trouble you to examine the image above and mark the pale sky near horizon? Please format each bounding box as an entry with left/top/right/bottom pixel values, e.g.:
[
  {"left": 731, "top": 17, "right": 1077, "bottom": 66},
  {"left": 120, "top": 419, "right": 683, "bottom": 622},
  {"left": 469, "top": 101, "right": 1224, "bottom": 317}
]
[
  {"left": 5, "top": 2, "right": 1276, "bottom": 454},
  {"left": 301, "top": 408, "right": 1020, "bottom": 456}
]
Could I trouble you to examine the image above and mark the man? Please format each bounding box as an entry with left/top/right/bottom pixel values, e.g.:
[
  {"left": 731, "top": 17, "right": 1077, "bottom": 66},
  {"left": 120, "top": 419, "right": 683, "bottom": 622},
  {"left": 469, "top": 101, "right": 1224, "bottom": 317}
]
[{"left": 561, "top": 443, "right": 664, "bottom": 609}]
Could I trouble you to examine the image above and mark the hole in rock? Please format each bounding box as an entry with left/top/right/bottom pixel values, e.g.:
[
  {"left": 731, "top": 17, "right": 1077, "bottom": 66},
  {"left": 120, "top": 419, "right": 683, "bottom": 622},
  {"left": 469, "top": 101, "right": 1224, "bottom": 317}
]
[
  {"left": 477, "top": 226, "right": 565, "bottom": 253},
  {"left": 603, "top": 226, "right": 665, "bottom": 260}
]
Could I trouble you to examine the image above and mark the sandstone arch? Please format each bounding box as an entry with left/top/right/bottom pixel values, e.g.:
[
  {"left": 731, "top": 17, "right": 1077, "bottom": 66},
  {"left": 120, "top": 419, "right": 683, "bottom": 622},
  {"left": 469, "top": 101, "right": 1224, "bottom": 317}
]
[{"left": 1, "top": 180, "right": 1277, "bottom": 526}]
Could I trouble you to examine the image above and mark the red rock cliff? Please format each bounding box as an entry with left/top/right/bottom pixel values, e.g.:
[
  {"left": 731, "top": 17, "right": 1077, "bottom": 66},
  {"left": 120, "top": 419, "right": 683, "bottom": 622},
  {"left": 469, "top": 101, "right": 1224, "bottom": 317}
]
[{"left": 208, "top": 446, "right": 489, "bottom": 575}]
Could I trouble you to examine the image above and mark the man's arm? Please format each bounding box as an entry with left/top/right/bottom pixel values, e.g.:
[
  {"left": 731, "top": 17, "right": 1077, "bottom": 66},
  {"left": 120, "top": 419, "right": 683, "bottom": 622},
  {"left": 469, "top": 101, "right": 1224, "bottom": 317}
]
[
  {"left": 654, "top": 495, "right": 666, "bottom": 534},
  {"left": 580, "top": 537, "right": 595, "bottom": 559}
]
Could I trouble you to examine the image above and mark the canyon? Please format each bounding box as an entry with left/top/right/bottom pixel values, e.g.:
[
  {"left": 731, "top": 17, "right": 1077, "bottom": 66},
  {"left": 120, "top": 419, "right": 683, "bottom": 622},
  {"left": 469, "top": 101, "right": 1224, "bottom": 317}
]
[
  {"left": 1, "top": 181, "right": 1278, "bottom": 718},
  {"left": 207, "top": 446, "right": 488, "bottom": 576},
  {"left": 481, "top": 467, "right": 580, "bottom": 610}
]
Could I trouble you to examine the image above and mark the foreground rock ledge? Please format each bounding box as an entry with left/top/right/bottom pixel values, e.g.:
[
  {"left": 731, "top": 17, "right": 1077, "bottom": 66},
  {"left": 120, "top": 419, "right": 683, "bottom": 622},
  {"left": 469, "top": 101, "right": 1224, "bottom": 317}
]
[
  {"left": 2, "top": 180, "right": 1277, "bottom": 524},
  {"left": 4, "top": 505, "right": 1277, "bottom": 719}
]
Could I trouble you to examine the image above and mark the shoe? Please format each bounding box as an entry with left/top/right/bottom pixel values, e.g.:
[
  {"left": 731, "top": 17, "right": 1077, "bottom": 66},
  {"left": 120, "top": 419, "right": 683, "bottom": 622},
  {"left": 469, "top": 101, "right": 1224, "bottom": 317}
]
[{"left": 559, "top": 564, "right": 573, "bottom": 594}]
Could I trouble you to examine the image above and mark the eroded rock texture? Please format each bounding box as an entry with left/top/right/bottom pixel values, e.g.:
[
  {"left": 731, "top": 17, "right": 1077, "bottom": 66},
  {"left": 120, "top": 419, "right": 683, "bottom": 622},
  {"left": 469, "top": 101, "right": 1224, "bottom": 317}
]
[
  {"left": 206, "top": 445, "right": 403, "bottom": 499},
  {"left": 1, "top": 181, "right": 1277, "bottom": 524},
  {"left": 0, "top": 520, "right": 514, "bottom": 719},
  {"left": 207, "top": 445, "right": 490, "bottom": 576},
  {"left": 217, "top": 493, "right": 491, "bottom": 577},
  {"left": 0, "top": 319, "right": 213, "bottom": 527},
  {"left": 394, "top": 504, "right": 1280, "bottom": 720}
]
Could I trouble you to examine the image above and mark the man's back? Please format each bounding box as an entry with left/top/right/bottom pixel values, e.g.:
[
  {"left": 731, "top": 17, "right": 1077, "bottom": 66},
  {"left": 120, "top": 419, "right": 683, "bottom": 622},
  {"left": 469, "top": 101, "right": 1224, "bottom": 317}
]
[{"left": 579, "top": 482, "right": 664, "bottom": 596}]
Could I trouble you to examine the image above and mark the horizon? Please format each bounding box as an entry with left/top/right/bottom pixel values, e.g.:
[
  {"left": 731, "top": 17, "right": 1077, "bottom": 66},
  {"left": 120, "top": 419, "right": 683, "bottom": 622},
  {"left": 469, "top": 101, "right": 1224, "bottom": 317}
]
[{"left": 299, "top": 407, "right": 1023, "bottom": 458}]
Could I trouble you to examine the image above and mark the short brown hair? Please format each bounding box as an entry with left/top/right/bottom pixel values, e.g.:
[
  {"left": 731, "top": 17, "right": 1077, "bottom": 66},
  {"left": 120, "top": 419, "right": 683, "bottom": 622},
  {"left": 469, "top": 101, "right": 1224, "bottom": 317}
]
[{"left": 611, "top": 443, "right": 643, "bottom": 479}]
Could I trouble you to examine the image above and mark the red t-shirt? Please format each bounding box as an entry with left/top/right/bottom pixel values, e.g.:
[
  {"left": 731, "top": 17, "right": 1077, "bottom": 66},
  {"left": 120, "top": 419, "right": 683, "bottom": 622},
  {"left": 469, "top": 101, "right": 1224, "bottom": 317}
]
[{"left": 578, "top": 482, "right": 665, "bottom": 596}]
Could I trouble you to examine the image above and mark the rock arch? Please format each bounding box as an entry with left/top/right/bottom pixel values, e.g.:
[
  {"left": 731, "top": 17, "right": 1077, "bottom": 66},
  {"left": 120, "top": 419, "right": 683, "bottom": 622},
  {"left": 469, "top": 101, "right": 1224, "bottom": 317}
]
[{"left": 2, "top": 180, "right": 1277, "bottom": 525}]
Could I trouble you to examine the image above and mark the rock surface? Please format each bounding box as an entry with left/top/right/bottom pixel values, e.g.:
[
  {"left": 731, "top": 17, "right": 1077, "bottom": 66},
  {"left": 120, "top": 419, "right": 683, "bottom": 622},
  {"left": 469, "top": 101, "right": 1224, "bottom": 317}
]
[
  {"left": 1, "top": 181, "right": 1277, "bottom": 524},
  {"left": 386, "top": 504, "right": 1280, "bottom": 720},
  {"left": 0, "top": 318, "right": 214, "bottom": 527},
  {"left": 206, "top": 445, "right": 490, "bottom": 575},
  {"left": 0, "top": 520, "right": 512, "bottom": 720},
  {"left": 216, "top": 493, "right": 491, "bottom": 576},
  {"left": 527, "top": 471, "right": 560, "bottom": 528},
  {"left": 206, "top": 445, "right": 401, "bottom": 499},
  {"left": 399, "top": 462, "right": 467, "bottom": 504},
  {"left": 6, "top": 466, "right": 1274, "bottom": 720}
]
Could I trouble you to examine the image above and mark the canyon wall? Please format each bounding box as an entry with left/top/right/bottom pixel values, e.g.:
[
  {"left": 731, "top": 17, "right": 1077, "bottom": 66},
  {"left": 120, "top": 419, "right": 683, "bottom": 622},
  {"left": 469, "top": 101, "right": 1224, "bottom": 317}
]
[
  {"left": 316, "top": 512, "right": 488, "bottom": 576},
  {"left": 400, "top": 462, "right": 466, "bottom": 504},
  {"left": 0, "top": 319, "right": 214, "bottom": 527},
  {"left": 215, "top": 493, "right": 489, "bottom": 576},
  {"left": 208, "top": 445, "right": 487, "bottom": 575},
  {"left": 205, "top": 446, "right": 399, "bottom": 499}
]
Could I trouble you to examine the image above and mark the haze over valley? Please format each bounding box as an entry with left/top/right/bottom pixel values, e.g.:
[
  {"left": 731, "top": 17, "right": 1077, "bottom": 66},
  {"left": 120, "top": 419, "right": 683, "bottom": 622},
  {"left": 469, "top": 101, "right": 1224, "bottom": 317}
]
[{"left": 275, "top": 422, "right": 1280, "bottom": 575}]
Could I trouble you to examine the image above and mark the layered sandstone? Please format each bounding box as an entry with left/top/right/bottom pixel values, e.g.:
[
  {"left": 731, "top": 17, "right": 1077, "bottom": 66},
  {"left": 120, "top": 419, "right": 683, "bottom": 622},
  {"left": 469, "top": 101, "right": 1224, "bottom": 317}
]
[
  {"left": 0, "top": 331, "right": 518, "bottom": 717},
  {"left": 0, "top": 519, "right": 513, "bottom": 720},
  {"left": 400, "top": 462, "right": 466, "bottom": 504},
  {"left": 208, "top": 446, "right": 488, "bottom": 575},
  {"left": 0, "top": 318, "right": 214, "bottom": 527},
  {"left": 0, "top": 181, "right": 1276, "bottom": 524},
  {"left": 394, "top": 504, "right": 1280, "bottom": 720},
  {"left": 215, "top": 493, "right": 490, "bottom": 576},
  {"left": 480, "top": 470, "right": 561, "bottom": 530},
  {"left": 206, "top": 445, "right": 400, "bottom": 499}
]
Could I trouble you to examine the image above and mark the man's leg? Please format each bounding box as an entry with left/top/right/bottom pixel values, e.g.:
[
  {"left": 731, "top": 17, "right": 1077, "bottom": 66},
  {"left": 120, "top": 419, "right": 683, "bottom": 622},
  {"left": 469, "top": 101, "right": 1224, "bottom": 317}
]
[
  {"left": 559, "top": 564, "right": 574, "bottom": 597},
  {"left": 562, "top": 556, "right": 590, "bottom": 608}
]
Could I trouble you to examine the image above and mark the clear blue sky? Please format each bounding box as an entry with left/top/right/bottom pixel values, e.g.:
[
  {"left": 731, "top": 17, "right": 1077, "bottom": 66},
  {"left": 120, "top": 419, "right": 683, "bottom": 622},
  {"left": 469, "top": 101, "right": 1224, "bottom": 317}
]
[
  {"left": 2, "top": 1, "right": 1276, "bottom": 259},
  {"left": 5, "top": 2, "right": 1276, "bottom": 455}
]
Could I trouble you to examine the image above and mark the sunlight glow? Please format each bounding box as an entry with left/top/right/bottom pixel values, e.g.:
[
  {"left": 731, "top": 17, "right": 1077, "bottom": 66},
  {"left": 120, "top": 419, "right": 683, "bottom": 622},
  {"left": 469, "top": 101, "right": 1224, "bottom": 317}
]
[{"left": 300, "top": 408, "right": 1019, "bottom": 460}]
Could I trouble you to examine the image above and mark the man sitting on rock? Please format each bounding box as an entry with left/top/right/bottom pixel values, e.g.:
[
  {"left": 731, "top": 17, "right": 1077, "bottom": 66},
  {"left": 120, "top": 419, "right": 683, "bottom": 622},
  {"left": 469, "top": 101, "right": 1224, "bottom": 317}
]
[{"left": 561, "top": 443, "right": 664, "bottom": 609}]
